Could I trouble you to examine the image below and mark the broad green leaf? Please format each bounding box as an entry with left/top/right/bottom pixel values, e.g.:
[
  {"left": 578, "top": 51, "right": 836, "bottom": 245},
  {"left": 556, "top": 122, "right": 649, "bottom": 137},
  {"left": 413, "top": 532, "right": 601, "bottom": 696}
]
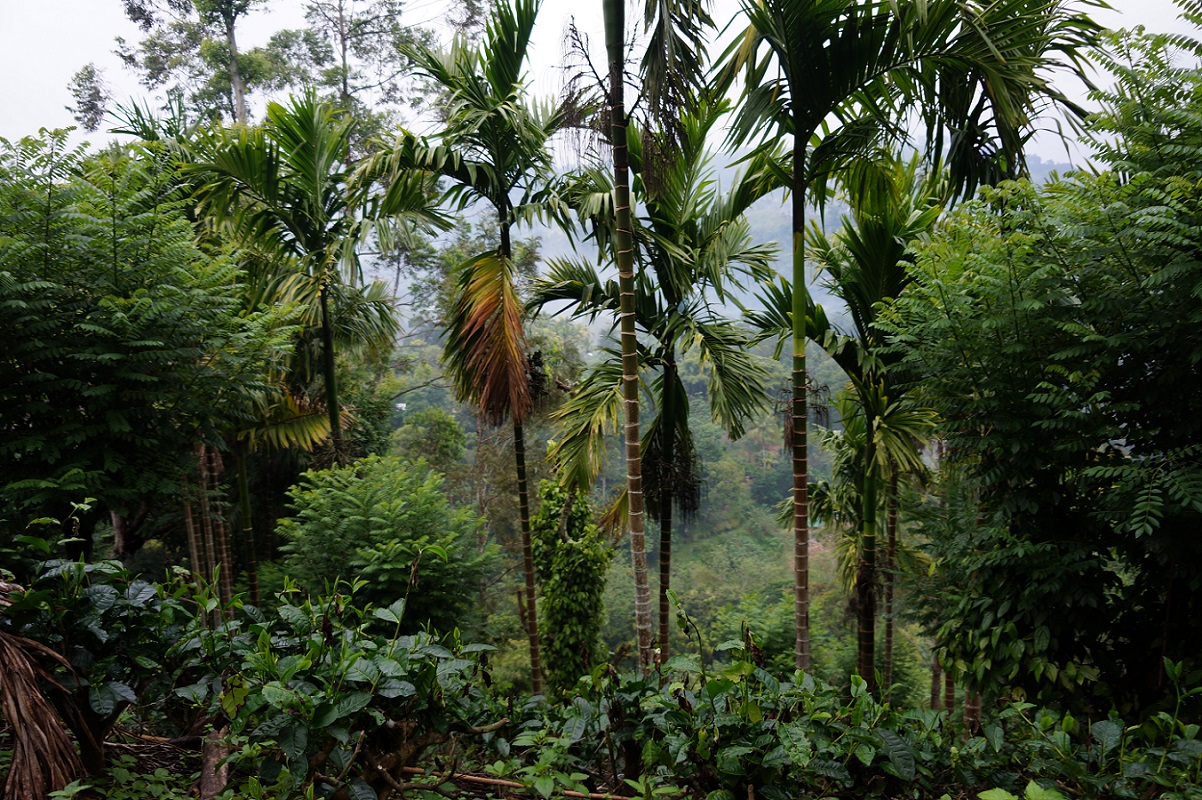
[
  {"left": 876, "top": 728, "right": 915, "bottom": 780},
  {"left": 1091, "top": 720, "right": 1121, "bottom": 756},
  {"left": 346, "top": 780, "right": 378, "bottom": 800},
  {"left": 1024, "top": 780, "right": 1067, "bottom": 800},
  {"left": 978, "top": 790, "right": 1018, "bottom": 800},
  {"left": 279, "top": 724, "right": 308, "bottom": 762}
]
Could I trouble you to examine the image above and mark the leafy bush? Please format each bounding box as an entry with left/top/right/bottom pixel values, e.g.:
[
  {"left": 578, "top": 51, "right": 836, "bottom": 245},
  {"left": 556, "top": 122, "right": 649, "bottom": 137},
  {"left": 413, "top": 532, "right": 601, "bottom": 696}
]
[
  {"left": 1, "top": 543, "right": 192, "bottom": 776},
  {"left": 174, "top": 581, "right": 504, "bottom": 799},
  {"left": 277, "top": 455, "right": 491, "bottom": 631}
]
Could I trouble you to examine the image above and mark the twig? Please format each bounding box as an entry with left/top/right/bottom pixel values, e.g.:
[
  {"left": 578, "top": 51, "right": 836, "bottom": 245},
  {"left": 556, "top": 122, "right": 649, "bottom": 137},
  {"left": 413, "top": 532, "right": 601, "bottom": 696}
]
[{"left": 466, "top": 717, "right": 509, "bottom": 734}]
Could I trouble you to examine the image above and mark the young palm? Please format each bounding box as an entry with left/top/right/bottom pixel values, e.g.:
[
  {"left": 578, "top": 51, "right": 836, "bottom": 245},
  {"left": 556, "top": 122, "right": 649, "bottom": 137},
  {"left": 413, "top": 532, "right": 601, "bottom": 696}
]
[
  {"left": 188, "top": 92, "right": 436, "bottom": 462},
  {"left": 367, "top": 0, "right": 567, "bottom": 694},
  {"left": 532, "top": 104, "right": 777, "bottom": 658},
  {"left": 804, "top": 155, "right": 943, "bottom": 690},
  {"left": 724, "top": 0, "right": 1099, "bottom": 671}
]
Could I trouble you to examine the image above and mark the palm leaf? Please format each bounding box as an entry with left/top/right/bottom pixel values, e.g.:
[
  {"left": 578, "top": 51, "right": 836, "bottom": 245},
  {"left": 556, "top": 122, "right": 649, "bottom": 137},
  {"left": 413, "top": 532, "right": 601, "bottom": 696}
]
[{"left": 443, "top": 252, "right": 531, "bottom": 426}]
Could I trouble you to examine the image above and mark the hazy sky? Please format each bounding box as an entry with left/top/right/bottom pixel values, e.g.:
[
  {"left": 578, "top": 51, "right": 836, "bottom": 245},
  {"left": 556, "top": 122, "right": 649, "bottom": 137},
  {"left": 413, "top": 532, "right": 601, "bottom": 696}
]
[{"left": 0, "top": 0, "right": 1191, "bottom": 159}]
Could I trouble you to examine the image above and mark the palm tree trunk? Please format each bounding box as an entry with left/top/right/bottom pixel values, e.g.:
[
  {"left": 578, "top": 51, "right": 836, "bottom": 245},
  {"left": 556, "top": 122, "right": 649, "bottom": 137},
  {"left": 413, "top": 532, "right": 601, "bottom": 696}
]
[
  {"left": 882, "top": 467, "right": 899, "bottom": 697},
  {"left": 183, "top": 492, "right": 206, "bottom": 593},
  {"left": 791, "top": 133, "right": 811, "bottom": 671},
  {"left": 944, "top": 670, "right": 956, "bottom": 720},
  {"left": 605, "top": 0, "right": 653, "bottom": 672},
  {"left": 658, "top": 356, "right": 678, "bottom": 660},
  {"left": 195, "top": 443, "right": 221, "bottom": 627},
  {"left": 234, "top": 444, "right": 259, "bottom": 606},
  {"left": 513, "top": 421, "right": 543, "bottom": 695},
  {"left": 318, "top": 282, "right": 344, "bottom": 463},
  {"left": 930, "top": 651, "right": 943, "bottom": 710},
  {"left": 963, "top": 690, "right": 982, "bottom": 736},
  {"left": 856, "top": 419, "right": 878, "bottom": 695},
  {"left": 207, "top": 447, "right": 234, "bottom": 611}
]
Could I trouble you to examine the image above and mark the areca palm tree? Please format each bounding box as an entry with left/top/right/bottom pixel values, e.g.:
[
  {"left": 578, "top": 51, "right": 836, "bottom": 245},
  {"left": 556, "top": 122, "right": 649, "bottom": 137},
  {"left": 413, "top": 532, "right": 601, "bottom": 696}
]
[
  {"left": 188, "top": 92, "right": 435, "bottom": 462},
  {"left": 724, "top": 0, "right": 1099, "bottom": 671},
  {"left": 532, "top": 104, "right": 777, "bottom": 658},
  {"left": 602, "top": 0, "right": 717, "bottom": 673},
  {"left": 807, "top": 154, "right": 941, "bottom": 691},
  {"left": 367, "top": 0, "right": 568, "bottom": 694},
  {"left": 810, "top": 387, "right": 932, "bottom": 694}
]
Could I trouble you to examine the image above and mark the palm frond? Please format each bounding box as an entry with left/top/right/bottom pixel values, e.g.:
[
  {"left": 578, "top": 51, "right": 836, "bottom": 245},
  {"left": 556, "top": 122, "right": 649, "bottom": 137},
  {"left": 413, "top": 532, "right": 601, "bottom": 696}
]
[
  {"left": 443, "top": 252, "right": 531, "bottom": 426},
  {"left": 550, "top": 355, "right": 627, "bottom": 491}
]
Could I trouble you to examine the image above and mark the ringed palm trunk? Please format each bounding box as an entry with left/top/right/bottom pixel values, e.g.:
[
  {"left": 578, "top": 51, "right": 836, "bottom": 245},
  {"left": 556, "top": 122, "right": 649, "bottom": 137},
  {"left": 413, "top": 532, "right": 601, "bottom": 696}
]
[
  {"left": 206, "top": 447, "right": 235, "bottom": 611},
  {"left": 882, "top": 467, "right": 899, "bottom": 696},
  {"left": 856, "top": 407, "right": 879, "bottom": 695},
  {"left": 501, "top": 220, "right": 542, "bottom": 695},
  {"left": 658, "top": 353, "right": 678, "bottom": 659},
  {"left": 605, "top": 0, "right": 653, "bottom": 672},
  {"left": 791, "top": 133, "right": 811, "bottom": 671},
  {"left": 234, "top": 444, "right": 260, "bottom": 606},
  {"left": 513, "top": 421, "right": 542, "bottom": 693}
]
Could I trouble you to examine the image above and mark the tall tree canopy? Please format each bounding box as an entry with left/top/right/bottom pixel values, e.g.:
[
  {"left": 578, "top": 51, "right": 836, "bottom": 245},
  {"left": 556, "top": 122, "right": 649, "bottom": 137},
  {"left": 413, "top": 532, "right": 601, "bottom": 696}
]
[
  {"left": 0, "top": 131, "right": 292, "bottom": 549},
  {"left": 890, "top": 23, "right": 1202, "bottom": 713}
]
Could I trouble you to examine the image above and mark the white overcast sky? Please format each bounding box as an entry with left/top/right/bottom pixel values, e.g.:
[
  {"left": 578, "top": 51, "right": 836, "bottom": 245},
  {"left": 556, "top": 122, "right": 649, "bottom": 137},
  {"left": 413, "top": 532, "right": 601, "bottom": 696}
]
[{"left": 0, "top": 0, "right": 1192, "bottom": 160}]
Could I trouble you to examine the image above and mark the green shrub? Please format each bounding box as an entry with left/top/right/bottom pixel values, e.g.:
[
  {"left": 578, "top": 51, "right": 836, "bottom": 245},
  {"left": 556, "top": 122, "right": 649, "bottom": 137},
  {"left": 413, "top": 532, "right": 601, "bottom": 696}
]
[{"left": 277, "top": 455, "right": 491, "bottom": 632}]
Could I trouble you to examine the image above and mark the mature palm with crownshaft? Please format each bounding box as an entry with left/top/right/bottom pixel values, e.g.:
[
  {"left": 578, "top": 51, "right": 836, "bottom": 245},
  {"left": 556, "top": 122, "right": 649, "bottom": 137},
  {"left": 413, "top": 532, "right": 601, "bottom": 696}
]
[
  {"left": 725, "top": 0, "right": 1099, "bottom": 672},
  {"left": 189, "top": 93, "right": 434, "bottom": 463},
  {"left": 602, "top": 0, "right": 716, "bottom": 675},
  {"left": 369, "top": 0, "right": 567, "bottom": 694},
  {"left": 531, "top": 103, "right": 777, "bottom": 657}
]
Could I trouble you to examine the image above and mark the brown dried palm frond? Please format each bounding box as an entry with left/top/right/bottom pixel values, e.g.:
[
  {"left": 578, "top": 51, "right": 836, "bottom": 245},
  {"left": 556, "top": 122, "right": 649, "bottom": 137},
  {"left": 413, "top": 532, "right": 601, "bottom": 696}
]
[{"left": 0, "top": 630, "right": 83, "bottom": 797}]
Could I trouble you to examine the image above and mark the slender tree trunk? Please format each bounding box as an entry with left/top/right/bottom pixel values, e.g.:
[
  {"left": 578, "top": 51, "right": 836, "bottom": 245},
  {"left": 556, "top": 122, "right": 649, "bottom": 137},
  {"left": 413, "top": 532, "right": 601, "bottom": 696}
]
[
  {"left": 856, "top": 421, "right": 878, "bottom": 695},
  {"left": 199, "top": 727, "right": 230, "bottom": 798},
  {"left": 498, "top": 215, "right": 541, "bottom": 694},
  {"left": 930, "top": 652, "right": 943, "bottom": 710},
  {"left": 791, "top": 133, "right": 812, "bottom": 672},
  {"left": 513, "top": 422, "right": 542, "bottom": 695},
  {"left": 234, "top": 444, "right": 259, "bottom": 606},
  {"left": 318, "top": 282, "right": 344, "bottom": 463},
  {"left": 605, "top": 0, "right": 653, "bottom": 672},
  {"left": 223, "top": 16, "right": 248, "bottom": 124},
  {"left": 657, "top": 356, "right": 678, "bottom": 661},
  {"left": 944, "top": 670, "right": 956, "bottom": 720},
  {"left": 882, "top": 467, "right": 899, "bottom": 697},
  {"left": 195, "top": 444, "right": 221, "bottom": 627},
  {"left": 338, "top": 0, "right": 351, "bottom": 108},
  {"left": 207, "top": 447, "right": 234, "bottom": 610},
  {"left": 963, "top": 690, "right": 982, "bottom": 736},
  {"left": 183, "top": 493, "right": 206, "bottom": 591}
]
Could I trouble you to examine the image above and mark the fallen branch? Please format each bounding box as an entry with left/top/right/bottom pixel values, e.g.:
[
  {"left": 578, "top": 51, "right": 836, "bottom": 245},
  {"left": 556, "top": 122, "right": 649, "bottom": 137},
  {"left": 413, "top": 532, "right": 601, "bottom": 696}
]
[{"left": 399, "top": 766, "right": 631, "bottom": 799}]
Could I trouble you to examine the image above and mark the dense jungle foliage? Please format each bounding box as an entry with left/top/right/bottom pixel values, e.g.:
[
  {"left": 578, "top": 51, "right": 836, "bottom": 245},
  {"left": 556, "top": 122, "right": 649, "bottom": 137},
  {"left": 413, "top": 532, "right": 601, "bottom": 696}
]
[{"left": 2, "top": 0, "right": 1202, "bottom": 798}]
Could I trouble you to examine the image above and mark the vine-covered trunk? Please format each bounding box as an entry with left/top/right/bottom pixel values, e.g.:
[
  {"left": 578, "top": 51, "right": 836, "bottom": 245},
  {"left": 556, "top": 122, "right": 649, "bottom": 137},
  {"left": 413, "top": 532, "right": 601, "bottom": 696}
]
[
  {"left": 514, "top": 421, "right": 542, "bottom": 694},
  {"left": 791, "top": 132, "right": 811, "bottom": 671},
  {"left": 605, "top": 0, "right": 653, "bottom": 672}
]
